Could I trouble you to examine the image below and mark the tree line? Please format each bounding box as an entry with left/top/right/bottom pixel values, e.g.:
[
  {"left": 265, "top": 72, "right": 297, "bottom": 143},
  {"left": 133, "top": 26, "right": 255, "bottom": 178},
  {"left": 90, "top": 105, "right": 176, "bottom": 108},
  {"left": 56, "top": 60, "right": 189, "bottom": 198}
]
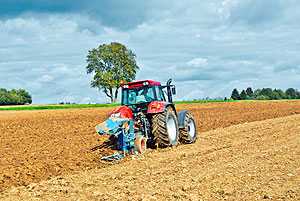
[
  {"left": 231, "top": 87, "right": 300, "bottom": 100},
  {"left": 0, "top": 88, "right": 32, "bottom": 105}
]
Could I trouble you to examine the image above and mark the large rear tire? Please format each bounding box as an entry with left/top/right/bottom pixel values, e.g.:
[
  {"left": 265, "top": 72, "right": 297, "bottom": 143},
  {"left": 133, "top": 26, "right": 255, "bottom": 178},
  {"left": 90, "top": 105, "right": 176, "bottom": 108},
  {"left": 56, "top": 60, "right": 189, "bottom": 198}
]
[
  {"left": 179, "top": 111, "right": 197, "bottom": 144},
  {"left": 151, "top": 107, "right": 179, "bottom": 148}
]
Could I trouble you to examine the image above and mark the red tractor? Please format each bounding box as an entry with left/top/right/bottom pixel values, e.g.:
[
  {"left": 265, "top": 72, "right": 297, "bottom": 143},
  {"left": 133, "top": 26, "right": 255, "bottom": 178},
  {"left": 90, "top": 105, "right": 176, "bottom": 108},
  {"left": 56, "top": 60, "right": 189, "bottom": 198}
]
[{"left": 96, "top": 79, "right": 197, "bottom": 159}]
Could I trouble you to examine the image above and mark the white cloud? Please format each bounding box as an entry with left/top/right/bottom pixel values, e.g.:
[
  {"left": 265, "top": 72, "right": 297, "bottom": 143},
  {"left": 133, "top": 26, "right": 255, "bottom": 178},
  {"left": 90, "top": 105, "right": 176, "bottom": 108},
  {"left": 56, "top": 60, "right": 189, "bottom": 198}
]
[
  {"left": 218, "top": 0, "right": 238, "bottom": 19},
  {"left": 187, "top": 58, "right": 208, "bottom": 67},
  {"left": 38, "top": 74, "right": 54, "bottom": 83},
  {"left": 195, "top": 34, "right": 201, "bottom": 38},
  {"left": 1, "top": 1, "right": 300, "bottom": 103}
]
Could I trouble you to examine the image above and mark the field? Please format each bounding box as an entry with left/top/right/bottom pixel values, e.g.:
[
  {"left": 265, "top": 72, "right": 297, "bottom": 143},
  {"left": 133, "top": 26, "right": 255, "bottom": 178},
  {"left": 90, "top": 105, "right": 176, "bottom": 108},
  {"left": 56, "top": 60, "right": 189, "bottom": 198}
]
[{"left": 0, "top": 101, "right": 300, "bottom": 200}]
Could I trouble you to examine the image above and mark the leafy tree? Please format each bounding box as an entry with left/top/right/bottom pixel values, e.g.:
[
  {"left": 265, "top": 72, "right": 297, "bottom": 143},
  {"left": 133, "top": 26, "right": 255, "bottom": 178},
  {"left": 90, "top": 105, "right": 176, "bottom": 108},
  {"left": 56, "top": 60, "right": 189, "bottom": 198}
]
[
  {"left": 0, "top": 90, "right": 10, "bottom": 105},
  {"left": 272, "top": 89, "right": 286, "bottom": 100},
  {"left": 231, "top": 88, "right": 240, "bottom": 100},
  {"left": 253, "top": 89, "right": 261, "bottom": 99},
  {"left": 0, "top": 88, "right": 32, "bottom": 105},
  {"left": 86, "top": 42, "right": 139, "bottom": 103},
  {"left": 232, "top": 87, "right": 300, "bottom": 101},
  {"left": 285, "top": 88, "right": 297, "bottom": 99},
  {"left": 260, "top": 88, "right": 273, "bottom": 100},
  {"left": 0, "top": 88, "right": 7, "bottom": 93},
  {"left": 240, "top": 90, "right": 247, "bottom": 100},
  {"left": 16, "top": 89, "right": 32, "bottom": 104},
  {"left": 296, "top": 90, "right": 300, "bottom": 99},
  {"left": 256, "top": 95, "right": 269, "bottom": 100},
  {"left": 246, "top": 87, "right": 254, "bottom": 98}
]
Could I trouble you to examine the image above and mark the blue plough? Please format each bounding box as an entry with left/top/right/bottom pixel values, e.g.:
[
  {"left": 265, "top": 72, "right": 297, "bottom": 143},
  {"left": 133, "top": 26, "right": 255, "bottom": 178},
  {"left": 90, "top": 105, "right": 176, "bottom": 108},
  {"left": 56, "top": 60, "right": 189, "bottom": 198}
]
[{"left": 95, "top": 117, "right": 136, "bottom": 161}]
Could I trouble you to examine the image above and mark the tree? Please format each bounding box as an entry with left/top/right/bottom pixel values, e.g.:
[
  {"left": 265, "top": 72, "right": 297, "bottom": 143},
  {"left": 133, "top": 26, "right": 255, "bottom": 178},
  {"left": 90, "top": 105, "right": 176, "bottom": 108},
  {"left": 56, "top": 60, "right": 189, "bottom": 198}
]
[
  {"left": 272, "top": 89, "right": 286, "bottom": 100},
  {"left": 240, "top": 90, "right": 247, "bottom": 100},
  {"left": 246, "top": 87, "right": 254, "bottom": 98},
  {"left": 231, "top": 88, "right": 240, "bottom": 100},
  {"left": 260, "top": 88, "right": 273, "bottom": 100},
  {"left": 16, "top": 89, "right": 32, "bottom": 104},
  {"left": 285, "top": 88, "right": 297, "bottom": 99},
  {"left": 0, "top": 88, "right": 32, "bottom": 105},
  {"left": 86, "top": 42, "right": 139, "bottom": 103},
  {"left": 0, "top": 89, "right": 10, "bottom": 105},
  {"left": 253, "top": 89, "right": 261, "bottom": 99},
  {"left": 256, "top": 95, "right": 269, "bottom": 100},
  {"left": 296, "top": 90, "right": 300, "bottom": 99}
]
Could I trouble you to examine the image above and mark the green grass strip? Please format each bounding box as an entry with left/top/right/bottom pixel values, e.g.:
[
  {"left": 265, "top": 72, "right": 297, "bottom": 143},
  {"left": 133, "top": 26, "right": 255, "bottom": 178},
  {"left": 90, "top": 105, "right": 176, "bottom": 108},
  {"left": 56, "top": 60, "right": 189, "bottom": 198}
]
[
  {"left": 0, "top": 103, "right": 120, "bottom": 111},
  {"left": 0, "top": 100, "right": 235, "bottom": 111},
  {"left": 3, "top": 99, "right": 296, "bottom": 111}
]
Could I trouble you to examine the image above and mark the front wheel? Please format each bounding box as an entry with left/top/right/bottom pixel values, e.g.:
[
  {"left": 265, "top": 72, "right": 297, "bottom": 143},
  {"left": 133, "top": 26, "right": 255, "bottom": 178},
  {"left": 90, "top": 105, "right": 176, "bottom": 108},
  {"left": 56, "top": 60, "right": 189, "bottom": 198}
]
[{"left": 151, "top": 107, "right": 179, "bottom": 148}]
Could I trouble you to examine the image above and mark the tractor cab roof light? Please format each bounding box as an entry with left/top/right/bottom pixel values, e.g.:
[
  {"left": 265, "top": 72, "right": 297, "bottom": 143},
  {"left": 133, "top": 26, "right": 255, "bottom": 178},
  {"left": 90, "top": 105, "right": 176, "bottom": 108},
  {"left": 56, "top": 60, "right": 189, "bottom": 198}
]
[
  {"left": 143, "top": 81, "right": 149, "bottom": 86},
  {"left": 123, "top": 85, "right": 129, "bottom": 88}
]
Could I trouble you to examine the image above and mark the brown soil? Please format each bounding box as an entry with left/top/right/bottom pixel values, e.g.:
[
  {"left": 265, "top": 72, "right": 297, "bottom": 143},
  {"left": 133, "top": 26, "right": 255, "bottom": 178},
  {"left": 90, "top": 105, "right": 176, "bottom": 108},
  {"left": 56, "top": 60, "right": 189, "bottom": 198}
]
[
  {"left": 0, "top": 100, "right": 300, "bottom": 193},
  {"left": 1, "top": 114, "right": 299, "bottom": 200}
]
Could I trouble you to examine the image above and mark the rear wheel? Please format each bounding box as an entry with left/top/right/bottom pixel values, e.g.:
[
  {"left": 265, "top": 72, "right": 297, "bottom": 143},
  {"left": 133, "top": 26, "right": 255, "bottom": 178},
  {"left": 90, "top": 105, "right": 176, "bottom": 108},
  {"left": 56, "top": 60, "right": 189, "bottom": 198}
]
[
  {"left": 151, "top": 107, "right": 179, "bottom": 148},
  {"left": 179, "top": 112, "right": 197, "bottom": 144}
]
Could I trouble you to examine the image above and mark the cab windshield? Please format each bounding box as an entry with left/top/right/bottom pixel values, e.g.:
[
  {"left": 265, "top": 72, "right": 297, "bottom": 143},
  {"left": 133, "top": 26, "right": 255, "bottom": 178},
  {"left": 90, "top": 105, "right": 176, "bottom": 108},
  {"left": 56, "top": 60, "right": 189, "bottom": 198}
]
[{"left": 122, "top": 87, "right": 156, "bottom": 105}]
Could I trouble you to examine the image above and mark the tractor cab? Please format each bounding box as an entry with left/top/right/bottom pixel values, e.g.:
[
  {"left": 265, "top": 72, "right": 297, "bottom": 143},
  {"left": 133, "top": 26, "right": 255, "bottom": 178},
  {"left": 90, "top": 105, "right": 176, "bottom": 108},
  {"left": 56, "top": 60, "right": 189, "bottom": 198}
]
[{"left": 121, "top": 79, "right": 176, "bottom": 113}]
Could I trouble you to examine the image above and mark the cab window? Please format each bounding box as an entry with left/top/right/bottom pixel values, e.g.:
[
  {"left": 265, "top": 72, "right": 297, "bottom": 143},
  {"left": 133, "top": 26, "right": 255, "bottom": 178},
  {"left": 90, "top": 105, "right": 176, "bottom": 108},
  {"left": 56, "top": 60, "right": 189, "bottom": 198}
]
[
  {"left": 155, "top": 86, "right": 166, "bottom": 101},
  {"left": 122, "top": 87, "right": 156, "bottom": 105}
]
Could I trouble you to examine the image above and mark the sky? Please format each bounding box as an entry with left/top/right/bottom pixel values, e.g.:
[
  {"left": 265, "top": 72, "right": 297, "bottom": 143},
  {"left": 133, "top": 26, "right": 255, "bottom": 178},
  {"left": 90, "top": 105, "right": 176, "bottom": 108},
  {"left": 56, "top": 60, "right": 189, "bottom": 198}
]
[{"left": 0, "top": 0, "right": 300, "bottom": 103}]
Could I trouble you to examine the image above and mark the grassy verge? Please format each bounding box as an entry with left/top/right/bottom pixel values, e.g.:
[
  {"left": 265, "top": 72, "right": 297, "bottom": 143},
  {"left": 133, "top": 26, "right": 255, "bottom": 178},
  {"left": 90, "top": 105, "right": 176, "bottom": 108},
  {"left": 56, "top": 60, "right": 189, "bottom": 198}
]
[
  {"left": 0, "top": 100, "right": 234, "bottom": 111},
  {"left": 0, "top": 103, "right": 120, "bottom": 111},
  {"left": 2, "top": 99, "right": 297, "bottom": 111}
]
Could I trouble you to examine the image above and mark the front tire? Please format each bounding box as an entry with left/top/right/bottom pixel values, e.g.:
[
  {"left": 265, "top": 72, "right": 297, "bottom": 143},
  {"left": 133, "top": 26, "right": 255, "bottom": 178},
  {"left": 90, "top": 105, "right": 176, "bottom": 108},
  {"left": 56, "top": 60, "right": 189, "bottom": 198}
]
[{"left": 151, "top": 107, "right": 179, "bottom": 148}]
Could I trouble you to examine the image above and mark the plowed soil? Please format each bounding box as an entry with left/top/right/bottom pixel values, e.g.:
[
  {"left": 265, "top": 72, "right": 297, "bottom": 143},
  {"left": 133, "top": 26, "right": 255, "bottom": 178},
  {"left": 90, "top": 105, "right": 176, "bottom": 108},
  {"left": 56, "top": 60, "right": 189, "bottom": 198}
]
[
  {"left": 1, "top": 113, "right": 299, "bottom": 200},
  {"left": 0, "top": 101, "right": 300, "bottom": 194}
]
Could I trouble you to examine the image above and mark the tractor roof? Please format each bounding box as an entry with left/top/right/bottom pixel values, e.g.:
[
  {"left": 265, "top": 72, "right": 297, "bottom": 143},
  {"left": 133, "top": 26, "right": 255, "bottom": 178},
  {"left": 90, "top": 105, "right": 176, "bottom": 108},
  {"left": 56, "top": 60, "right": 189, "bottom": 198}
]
[{"left": 122, "top": 80, "right": 161, "bottom": 89}]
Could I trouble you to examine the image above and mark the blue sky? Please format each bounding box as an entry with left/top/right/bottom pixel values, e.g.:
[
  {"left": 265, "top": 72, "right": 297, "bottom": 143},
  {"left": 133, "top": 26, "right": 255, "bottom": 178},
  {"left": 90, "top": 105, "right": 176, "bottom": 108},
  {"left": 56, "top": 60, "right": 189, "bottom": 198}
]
[{"left": 0, "top": 0, "right": 299, "bottom": 103}]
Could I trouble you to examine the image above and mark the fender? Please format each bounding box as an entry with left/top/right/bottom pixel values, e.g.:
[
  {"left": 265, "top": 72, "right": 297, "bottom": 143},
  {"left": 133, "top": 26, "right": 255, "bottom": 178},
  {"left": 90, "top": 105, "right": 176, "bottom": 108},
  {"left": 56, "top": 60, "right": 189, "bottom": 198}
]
[
  {"left": 147, "top": 101, "right": 177, "bottom": 115},
  {"left": 177, "top": 110, "right": 188, "bottom": 128},
  {"left": 147, "top": 101, "right": 166, "bottom": 114}
]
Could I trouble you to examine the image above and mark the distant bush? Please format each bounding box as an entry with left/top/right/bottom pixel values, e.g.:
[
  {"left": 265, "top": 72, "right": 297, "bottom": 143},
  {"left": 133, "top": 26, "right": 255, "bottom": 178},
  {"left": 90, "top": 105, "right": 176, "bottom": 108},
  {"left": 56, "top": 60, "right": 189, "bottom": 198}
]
[
  {"left": 231, "top": 87, "right": 300, "bottom": 100},
  {"left": 231, "top": 88, "right": 241, "bottom": 100},
  {"left": 255, "top": 95, "right": 269, "bottom": 100},
  {"left": 0, "top": 88, "right": 32, "bottom": 105}
]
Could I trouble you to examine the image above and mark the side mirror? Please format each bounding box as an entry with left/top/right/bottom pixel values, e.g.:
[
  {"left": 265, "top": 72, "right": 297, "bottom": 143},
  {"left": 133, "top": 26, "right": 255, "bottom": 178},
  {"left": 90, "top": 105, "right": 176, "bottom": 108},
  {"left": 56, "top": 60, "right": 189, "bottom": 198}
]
[{"left": 171, "top": 86, "right": 176, "bottom": 95}]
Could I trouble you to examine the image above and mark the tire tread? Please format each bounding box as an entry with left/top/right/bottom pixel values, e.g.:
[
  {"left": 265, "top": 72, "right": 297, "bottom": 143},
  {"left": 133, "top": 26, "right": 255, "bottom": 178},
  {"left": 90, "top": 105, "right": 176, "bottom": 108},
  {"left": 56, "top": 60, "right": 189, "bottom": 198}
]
[
  {"left": 151, "top": 107, "right": 178, "bottom": 148},
  {"left": 179, "top": 112, "right": 197, "bottom": 144}
]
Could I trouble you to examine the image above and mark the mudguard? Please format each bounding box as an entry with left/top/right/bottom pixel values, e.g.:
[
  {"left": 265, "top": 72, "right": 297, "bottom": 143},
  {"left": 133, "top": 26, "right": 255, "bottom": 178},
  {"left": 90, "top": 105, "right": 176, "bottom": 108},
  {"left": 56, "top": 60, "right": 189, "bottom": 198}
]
[
  {"left": 178, "top": 110, "right": 189, "bottom": 129},
  {"left": 147, "top": 101, "right": 177, "bottom": 114},
  {"left": 147, "top": 101, "right": 166, "bottom": 114}
]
